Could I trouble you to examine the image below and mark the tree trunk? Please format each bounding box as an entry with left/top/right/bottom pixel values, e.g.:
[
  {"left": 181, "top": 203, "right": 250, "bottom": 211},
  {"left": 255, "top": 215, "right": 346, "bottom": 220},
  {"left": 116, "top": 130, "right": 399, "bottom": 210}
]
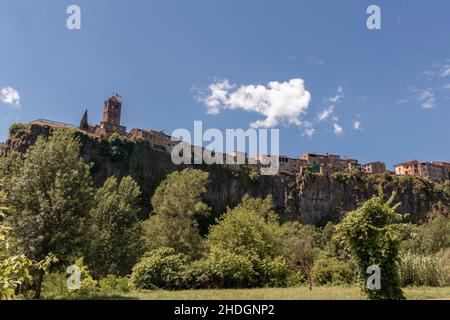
[
  {"left": 308, "top": 274, "right": 313, "bottom": 291},
  {"left": 33, "top": 270, "right": 45, "bottom": 300}
]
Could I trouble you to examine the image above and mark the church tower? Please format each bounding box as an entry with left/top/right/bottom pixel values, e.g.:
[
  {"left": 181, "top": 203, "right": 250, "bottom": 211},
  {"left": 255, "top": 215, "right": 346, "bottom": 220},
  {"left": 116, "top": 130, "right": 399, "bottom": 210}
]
[
  {"left": 103, "top": 94, "right": 122, "bottom": 125},
  {"left": 99, "top": 94, "right": 127, "bottom": 137}
]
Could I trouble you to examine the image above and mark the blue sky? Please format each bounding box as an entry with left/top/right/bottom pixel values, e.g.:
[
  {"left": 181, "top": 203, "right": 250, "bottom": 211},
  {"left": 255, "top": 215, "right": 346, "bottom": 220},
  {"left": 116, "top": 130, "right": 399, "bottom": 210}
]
[{"left": 1, "top": 0, "right": 449, "bottom": 169}]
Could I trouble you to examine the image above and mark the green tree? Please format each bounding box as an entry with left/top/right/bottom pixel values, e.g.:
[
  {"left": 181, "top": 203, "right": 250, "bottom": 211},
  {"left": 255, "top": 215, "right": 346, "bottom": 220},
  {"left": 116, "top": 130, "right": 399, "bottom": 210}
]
[
  {"left": 79, "top": 110, "right": 88, "bottom": 130},
  {"left": 336, "top": 191, "right": 405, "bottom": 300},
  {"left": 142, "top": 169, "right": 210, "bottom": 257},
  {"left": 206, "top": 195, "right": 287, "bottom": 287},
  {"left": 207, "top": 195, "right": 284, "bottom": 263},
  {"left": 1, "top": 180, "right": 57, "bottom": 300},
  {"left": 87, "top": 176, "right": 142, "bottom": 278},
  {"left": 5, "top": 130, "right": 94, "bottom": 298},
  {"left": 416, "top": 214, "right": 450, "bottom": 254}
]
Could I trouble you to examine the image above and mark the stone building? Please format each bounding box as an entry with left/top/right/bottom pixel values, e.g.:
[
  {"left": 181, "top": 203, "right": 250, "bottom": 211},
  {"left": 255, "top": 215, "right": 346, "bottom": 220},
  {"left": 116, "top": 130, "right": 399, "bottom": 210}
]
[
  {"left": 278, "top": 155, "right": 303, "bottom": 176},
  {"left": 395, "top": 160, "right": 446, "bottom": 181},
  {"left": 129, "top": 128, "right": 179, "bottom": 152},
  {"left": 433, "top": 162, "right": 450, "bottom": 180},
  {"left": 99, "top": 95, "right": 127, "bottom": 137},
  {"left": 362, "top": 161, "right": 386, "bottom": 174},
  {"left": 300, "top": 153, "right": 360, "bottom": 175}
]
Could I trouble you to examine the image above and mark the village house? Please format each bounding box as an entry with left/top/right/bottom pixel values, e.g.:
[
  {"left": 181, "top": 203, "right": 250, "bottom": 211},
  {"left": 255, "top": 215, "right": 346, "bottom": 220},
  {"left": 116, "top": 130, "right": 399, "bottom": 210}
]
[
  {"left": 277, "top": 156, "right": 303, "bottom": 176},
  {"left": 433, "top": 162, "right": 450, "bottom": 180},
  {"left": 300, "top": 153, "right": 360, "bottom": 176},
  {"left": 129, "top": 128, "right": 179, "bottom": 153},
  {"left": 394, "top": 160, "right": 446, "bottom": 181},
  {"left": 362, "top": 161, "right": 386, "bottom": 174}
]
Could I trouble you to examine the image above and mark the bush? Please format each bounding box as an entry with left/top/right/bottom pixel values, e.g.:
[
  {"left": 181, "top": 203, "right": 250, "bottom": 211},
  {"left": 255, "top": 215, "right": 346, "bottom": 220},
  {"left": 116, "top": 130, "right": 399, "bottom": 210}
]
[
  {"left": 42, "top": 258, "right": 99, "bottom": 299},
  {"left": 285, "top": 272, "right": 306, "bottom": 287},
  {"left": 398, "top": 251, "right": 446, "bottom": 287},
  {"left": 260, "top": 256, "right": 290, "bottom": 287},
  {"left": 184, "top": 248, "right": 256, "bottom": 289},
  {"left": 130, "top": 248, "right": 189, "bottom": 290},
  {"left": 8, "top": 123, "right": 28, "bottom": 139},
  {"left": 401, "top": 216, "right": 450, "bottom": 255},
  {"left": 311, "top": 255, "right": 356, "bottom": 286},
  {"left": 99, "top": 275, "right": 130, "bottom": 294},
  {"left": 41, "top": 272, "right": 71, "bottom": 299},
  {"left": 436, "top": 248, "right": 450, "bottom": 286}
]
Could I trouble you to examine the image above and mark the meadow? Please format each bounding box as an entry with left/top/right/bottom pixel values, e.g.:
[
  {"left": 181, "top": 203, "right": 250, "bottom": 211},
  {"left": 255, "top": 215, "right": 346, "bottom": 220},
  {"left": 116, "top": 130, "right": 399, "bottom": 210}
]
[{"left": 112, "top": 286, "right": 450, "bottom": 300}]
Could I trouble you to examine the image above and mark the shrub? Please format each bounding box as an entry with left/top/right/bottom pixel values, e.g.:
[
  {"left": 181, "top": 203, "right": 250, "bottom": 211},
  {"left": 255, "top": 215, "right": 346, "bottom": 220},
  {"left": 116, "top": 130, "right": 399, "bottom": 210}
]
[
  {"left": 285, "top": 272, "right": 306, "bottom": 287},
  {"left": 260, "top": 256, "right": 290, "bottom": 287},
  {"left": 130, "top": 248, "right": 189, "bottom": 290},
  {"left": 99, "top": 275, "right": 130, "bottom": 294},
  {"left": 311, "top": 255, "right": 356, "bottom": 286},
  {"left": 401, "top": 215, "right": 450, "bottom": 255},
  {"left": 41, "top": 272, "right": 70, "bottom": 299},
  {"left": 398, "top": 251, "right": 445, "bottom": 287},
  {"left": 42, "top": 258, "right": 99, "bottom": 299},
  {"left": 436, "top": 248, "right": 450, "bottom": 286},
  {"left": 8, "top": 123, "right": 28, "bottom": 139},
  {"left": 418, "top": 215, "right": 450, "bottom": 254},
  {"left": 184, "top": 248, "right": 256, "bottom": 289}
]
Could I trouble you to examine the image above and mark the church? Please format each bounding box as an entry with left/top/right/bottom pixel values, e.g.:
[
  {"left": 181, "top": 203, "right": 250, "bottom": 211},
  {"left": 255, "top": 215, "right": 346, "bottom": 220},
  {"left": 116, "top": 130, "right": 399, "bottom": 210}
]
[{"left": 78, "top": 94, "right": 179, "bottom": 153}]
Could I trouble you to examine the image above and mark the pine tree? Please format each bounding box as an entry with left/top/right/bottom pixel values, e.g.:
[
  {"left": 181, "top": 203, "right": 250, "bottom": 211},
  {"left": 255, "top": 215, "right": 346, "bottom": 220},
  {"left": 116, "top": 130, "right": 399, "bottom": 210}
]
[{"left": 79, "top": 110, "right": 88, "bottom": 130}]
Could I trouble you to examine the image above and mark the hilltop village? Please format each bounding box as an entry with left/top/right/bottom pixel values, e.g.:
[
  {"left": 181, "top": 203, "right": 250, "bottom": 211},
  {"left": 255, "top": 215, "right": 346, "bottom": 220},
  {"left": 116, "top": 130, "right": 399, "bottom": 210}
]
[{"left": 31, "top": 95, "right": 450, "bottom": 182}]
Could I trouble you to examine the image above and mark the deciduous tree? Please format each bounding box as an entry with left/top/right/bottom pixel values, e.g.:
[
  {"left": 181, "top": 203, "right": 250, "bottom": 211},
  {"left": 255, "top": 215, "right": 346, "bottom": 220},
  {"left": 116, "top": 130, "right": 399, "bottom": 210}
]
[
  {"left": 5, "top": 130, "right": 94, "bottom": 298},
  {"left": 142, "top": 169, "right": 210, "bottom": 257},
  {"left": 87, "top": 176, "right": 142, "bottom": 278}
]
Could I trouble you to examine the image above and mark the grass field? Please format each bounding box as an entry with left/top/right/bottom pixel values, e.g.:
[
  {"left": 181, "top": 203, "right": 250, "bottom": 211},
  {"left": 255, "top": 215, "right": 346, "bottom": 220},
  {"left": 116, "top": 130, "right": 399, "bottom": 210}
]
[{"left": 112, "top": 286, "right": 450, "bottom": 300}]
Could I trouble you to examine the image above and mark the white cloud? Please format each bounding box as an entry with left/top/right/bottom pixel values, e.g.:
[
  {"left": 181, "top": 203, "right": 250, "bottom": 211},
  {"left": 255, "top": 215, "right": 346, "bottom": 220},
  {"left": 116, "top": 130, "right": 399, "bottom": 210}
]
[
  {"left": 441, "top": 65, "right": 450, "bottom": 77},
  {"left": 307, "top": 57, "right": 324, "bottom": 66},
  {"left": 199, "top": 80, "right": 234, "bottom": 115},
  {"left": 1, "top": 87, "right": 21, "bottom": 107},
  {"left": 353, "top": 120, "right": 361, "bottom": 130},
  {"left": 328, "top": 86, "right": 344, "bottom": 103},
  {"left": 318, "top": 105, "right": 334, "bottom": 122},
  {"left": 421, "top": 97, "right": 435, "bottom": 109},
  {"left": 416, "top": 89, "right": 435, "bottom": 109},
  {"left": 422, "top": 62, "right": 450, "bottom": 79},
  {"left": 316, "top": 87, "right": 344, "bottom": 122},
  {"left": 199, "top": 78, "right": 311, "bottom": 128},
  {"left": 302, "top": 121, "right": 315, "bottom": 138},
  {"left": 333, "top": 122, "right": 343, "bottom": 136}
]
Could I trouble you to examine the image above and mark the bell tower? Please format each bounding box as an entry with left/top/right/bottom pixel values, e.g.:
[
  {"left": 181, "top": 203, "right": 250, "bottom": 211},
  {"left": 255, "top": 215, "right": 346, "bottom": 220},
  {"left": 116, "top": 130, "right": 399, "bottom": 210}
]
[
  {"left": 99, "top": 94, "right": 127, "bottom": 137},
  {"left": 103, "top": 94, "right": 122, "bottom": 125}
]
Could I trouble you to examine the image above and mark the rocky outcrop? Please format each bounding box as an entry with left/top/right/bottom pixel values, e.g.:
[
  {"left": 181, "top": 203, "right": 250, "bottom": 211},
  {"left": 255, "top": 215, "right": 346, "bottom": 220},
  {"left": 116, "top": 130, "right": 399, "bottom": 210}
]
[{"left": 2, "top": 124, "right": 449, "bottom": 226}]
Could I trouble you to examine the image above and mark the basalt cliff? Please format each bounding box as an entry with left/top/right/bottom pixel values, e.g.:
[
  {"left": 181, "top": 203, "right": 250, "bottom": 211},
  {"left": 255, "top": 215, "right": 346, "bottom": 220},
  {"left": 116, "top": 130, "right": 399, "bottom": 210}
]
[{"left": 2, "top": 124, "right": 449, "bottom": 226}]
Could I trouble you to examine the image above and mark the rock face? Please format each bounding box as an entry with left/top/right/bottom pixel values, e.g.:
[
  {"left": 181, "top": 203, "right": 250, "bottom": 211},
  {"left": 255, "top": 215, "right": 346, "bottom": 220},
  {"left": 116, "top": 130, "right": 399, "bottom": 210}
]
[{"left": 2, "top": 124, "right": 449, "bottom": 225}]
